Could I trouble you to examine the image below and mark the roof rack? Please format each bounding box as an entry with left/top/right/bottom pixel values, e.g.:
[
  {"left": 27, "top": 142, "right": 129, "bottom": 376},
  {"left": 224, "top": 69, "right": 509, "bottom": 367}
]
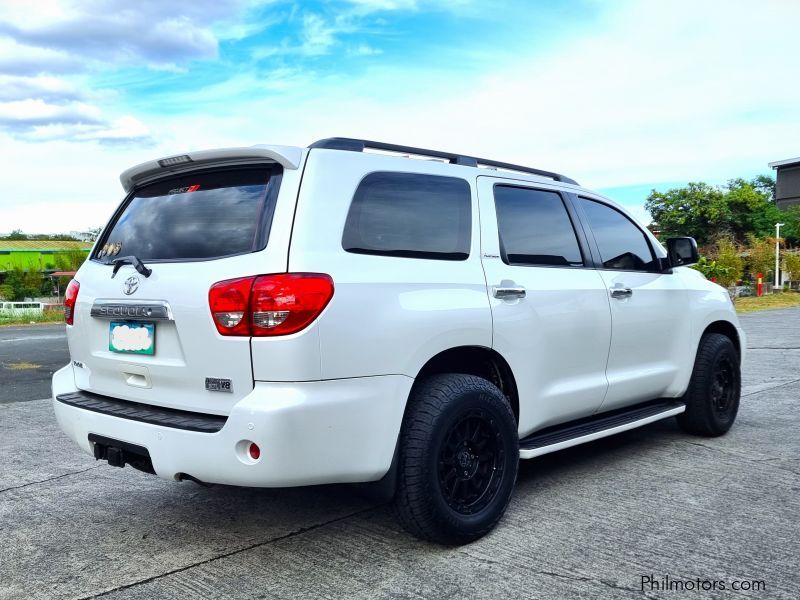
[{"left": 309, "top": 137, "right": 578, "bottom": 185}]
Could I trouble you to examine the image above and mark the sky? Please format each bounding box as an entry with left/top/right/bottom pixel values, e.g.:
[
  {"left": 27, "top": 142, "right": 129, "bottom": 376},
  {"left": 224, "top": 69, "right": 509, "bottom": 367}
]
[{"left": 1, "top": 0, "right": 799, "bottom": 234}]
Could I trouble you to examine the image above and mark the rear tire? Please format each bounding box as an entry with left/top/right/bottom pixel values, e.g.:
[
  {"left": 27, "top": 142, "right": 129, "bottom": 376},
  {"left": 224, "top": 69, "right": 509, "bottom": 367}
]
[
  {"left": 676, "top": 333, "right": 741, "bottom": 437},
  {"left": 393, "top": 374, "right": 519, "bottom": 545}
]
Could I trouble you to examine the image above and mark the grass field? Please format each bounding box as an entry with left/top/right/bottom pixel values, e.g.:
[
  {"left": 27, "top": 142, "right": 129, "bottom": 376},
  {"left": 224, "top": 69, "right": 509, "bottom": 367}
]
[
  {"left": 0, "top": 310, "right": 64, "bottom": 326},
  {"left": 735, "top": 292, "right": 800, "bottom": 313}
]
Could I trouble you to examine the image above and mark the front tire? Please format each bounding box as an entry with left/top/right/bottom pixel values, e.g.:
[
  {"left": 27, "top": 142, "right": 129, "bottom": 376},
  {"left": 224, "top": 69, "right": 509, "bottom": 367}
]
[
  {"left": 393, "top": 374, "right": 519, "bottom": 545},
  {"left": 677, "top": 333, "right": 741, "bottom": 437}
]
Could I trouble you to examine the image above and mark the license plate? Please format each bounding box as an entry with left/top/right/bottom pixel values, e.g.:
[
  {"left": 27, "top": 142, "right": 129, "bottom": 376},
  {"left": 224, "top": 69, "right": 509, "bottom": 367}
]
[{"left": 109, "top": 321, "right": 155, "bottom": 355}]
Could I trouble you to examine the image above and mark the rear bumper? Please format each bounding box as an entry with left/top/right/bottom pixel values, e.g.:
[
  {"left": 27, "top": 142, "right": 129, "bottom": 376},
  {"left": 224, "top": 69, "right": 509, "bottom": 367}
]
[{"left": 52, "top": 365, "right": 412, "bottom": 487}]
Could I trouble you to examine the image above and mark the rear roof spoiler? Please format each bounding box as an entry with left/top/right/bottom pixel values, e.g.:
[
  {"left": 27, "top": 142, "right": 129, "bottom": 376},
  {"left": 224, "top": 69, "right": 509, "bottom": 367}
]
[{"left": 119, "top": 145, "right": 303, "bottom": 192}]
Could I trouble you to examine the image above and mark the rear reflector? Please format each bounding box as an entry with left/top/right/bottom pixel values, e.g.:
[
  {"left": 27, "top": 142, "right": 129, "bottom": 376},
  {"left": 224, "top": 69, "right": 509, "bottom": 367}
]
[
  {"left": 64, "top": 279, "right": 80, "bottom": 325},
  {"left": 209, "top": 273, "right": 334, "bottom": 337},
  {"left": 248, "top": 442, "right": 261, "bottom": 460}
]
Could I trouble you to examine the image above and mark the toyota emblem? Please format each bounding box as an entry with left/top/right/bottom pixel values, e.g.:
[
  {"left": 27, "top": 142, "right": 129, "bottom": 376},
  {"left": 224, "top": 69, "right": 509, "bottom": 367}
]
[{"left": 123, "top": 275, "right": 140, "bottom": 295}]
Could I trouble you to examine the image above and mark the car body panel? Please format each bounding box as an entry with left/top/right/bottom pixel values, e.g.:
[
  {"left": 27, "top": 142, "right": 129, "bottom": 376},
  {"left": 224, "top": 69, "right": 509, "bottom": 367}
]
[
  {"left": 53, "top": 141, "right": 744, "bottom": 486},
  {"left": 475, "top": 176, "right": 613, "bottom": 436}
]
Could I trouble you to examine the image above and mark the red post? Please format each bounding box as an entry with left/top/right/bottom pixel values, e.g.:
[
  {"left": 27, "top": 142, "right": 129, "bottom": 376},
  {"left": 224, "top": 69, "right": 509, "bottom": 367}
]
[{"left": 757, "top": 273, "right": 763, "bottom": 297}]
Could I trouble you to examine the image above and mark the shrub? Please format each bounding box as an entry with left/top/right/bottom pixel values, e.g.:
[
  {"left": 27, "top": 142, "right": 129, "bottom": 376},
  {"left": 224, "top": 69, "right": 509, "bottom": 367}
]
[
  {"left": 695, "top": 236, "right": 742, "bottom": 287},
  {"left": 692, "top": 257, "right": 732, "bottom": 284},
  {"left": 712, "top": 237, "right": 744, "bottom": 287},
  {"left": 744, "top": 235, "right": 775, "bottom": 281},
  {"left": 783, "top": 251, "right": 800, "bottom": 282}
]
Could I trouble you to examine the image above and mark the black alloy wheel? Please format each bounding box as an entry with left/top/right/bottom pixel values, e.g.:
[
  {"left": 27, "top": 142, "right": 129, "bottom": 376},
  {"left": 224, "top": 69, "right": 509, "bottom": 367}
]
[
  {"left": 438, "top": 409, "right": 505, "bottom": 516},
  {"left": 677, "top": 333, "right": 741, "bottom": 437},
  {"left": 393, "top": 374, "right": 519, "bottom": 544}
]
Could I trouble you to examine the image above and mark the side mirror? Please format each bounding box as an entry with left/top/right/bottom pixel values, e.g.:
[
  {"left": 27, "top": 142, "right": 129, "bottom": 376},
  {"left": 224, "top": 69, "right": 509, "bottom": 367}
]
[{"left": 666, "top": 237, "right": 699, "bottom": 268}]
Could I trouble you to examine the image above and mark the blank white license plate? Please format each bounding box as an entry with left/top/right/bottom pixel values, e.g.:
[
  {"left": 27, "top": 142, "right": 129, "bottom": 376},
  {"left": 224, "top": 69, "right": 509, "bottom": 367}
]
[{"left": 109, "top": 321, "right": 155, "bottom": 355}]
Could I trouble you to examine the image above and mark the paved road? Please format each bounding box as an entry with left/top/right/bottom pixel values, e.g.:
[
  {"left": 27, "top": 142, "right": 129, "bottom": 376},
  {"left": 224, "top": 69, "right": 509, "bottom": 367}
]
[
  {"left": 1, "top": 310, "right": 799, "bottom": 599},
  {"left": 0, "top": 324, "right": 68, "bottom": 404}
]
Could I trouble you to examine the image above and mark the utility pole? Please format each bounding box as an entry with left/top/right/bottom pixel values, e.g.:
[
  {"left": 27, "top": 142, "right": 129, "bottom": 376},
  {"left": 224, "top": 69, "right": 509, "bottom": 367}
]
[{"left": 775, "top": 222, "right": 785, "bottom": 290}]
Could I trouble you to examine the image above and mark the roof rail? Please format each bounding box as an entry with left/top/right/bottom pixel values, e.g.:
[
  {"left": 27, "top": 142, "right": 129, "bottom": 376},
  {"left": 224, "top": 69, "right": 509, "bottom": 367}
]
[{"left": 309, "top": 137, "right": 578, "bottom": 185}]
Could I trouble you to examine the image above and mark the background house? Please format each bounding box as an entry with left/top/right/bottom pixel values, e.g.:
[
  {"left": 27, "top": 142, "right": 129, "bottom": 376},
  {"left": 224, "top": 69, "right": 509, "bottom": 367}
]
[{"left": 769, "top": 157, "right": 800, "bottom": 209}]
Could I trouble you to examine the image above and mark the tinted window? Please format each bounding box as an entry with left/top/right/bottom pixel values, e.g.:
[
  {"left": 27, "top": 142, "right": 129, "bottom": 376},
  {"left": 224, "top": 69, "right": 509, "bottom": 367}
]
[
  {"left": 94, "top": 168, "right": 280, "bottom": 261},
  {"left": 494, "top": 186, "right": 583, "bottom": 267},
  {"left": 580, "top": 198, "right": 657, "bottom": 271},
  {"left": 342, "top": 172, "right": 471, "bottom": 260}
]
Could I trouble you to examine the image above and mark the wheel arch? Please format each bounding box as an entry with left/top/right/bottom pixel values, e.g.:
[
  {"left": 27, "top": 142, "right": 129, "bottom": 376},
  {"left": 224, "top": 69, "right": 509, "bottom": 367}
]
[
  {"left": 412, "top": 345, "right": 520, "bottom": 424},
  {"left": 702, "top": 319, "right": 741, "bottom": 359}
]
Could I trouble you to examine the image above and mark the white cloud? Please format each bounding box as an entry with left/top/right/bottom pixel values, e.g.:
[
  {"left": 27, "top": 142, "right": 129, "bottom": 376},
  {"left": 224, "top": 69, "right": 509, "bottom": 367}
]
[
  {"left": 300, "top": 13, "right": 338, "bottom": 56},
  {"left": 348, "top": 43, "right": 383, "bottom": 56},
  {"left": 0, "top": 36, "right": 82, "bottom": 75},
  {"left": 2, "top": 0, "right": 799, "bottom": 233},
  {"left": 0, "top": 98, "right": 100, "bottom": 124},
  {"left": 0, "top": 0, "right": 257, "bottom": 143},
  {"left": 0, "top": 74, "right": 84, "bottom": 101}
]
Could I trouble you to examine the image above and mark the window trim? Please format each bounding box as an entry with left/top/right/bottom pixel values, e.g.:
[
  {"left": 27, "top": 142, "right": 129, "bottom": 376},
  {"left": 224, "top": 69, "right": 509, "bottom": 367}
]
[
  {"left": 491, "top": 183, "right": 590, "bottom": 269},
  {"left": 90, "top": 164, "right": 283, "bottom": 265},
  {"left": 575, "top": 195, "right": 661, "bottom": 273},
  {"left": 341, "top": 170, "right": 473, "bottom": 262}
]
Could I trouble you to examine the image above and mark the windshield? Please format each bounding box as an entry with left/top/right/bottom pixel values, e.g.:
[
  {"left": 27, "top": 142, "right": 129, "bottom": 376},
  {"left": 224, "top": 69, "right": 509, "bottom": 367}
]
[{"left": 94, "top": 167, "right": 281, "bottom": 262}]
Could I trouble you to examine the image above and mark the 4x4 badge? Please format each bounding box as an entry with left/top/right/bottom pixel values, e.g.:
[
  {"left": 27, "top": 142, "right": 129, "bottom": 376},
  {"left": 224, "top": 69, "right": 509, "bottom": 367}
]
[{"left": 123, "top": 275, "right": 140, "bottom": 295}]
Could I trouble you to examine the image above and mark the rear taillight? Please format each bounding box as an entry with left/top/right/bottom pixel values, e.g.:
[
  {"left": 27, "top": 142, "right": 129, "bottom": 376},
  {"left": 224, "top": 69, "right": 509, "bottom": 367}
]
[
  {"left": 208, "top": 277, "right": 253, "bottom": 336},
  {"left": 64, "top": 279, "right": 80, "bottom": 325},
  {"left": 209, "top": 273, "right": 334, "bottom": 337}
]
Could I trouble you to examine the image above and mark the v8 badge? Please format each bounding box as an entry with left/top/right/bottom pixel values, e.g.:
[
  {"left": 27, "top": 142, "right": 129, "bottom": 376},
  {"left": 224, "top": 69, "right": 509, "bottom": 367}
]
[{"left": 205, "top": 377, "right": 233, "bottom": 393}]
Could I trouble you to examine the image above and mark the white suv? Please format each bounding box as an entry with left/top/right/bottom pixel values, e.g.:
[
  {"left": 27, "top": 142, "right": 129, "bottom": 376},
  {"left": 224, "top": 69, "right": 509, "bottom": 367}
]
[{"left": 53, "top": 138, "right": 744, "bottom": 544}]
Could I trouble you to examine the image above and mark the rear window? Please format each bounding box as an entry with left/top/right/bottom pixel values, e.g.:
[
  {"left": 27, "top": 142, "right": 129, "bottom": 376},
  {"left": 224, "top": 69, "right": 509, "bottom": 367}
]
[
  {"left": 94, "top": 167, "right": 281, "bottom": 262},
  {"left": 342, "top": 172, "right": 471, "bottom": 260}
]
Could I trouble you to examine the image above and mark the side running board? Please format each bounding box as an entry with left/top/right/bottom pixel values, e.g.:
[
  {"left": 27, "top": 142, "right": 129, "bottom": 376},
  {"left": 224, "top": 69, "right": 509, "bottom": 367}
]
[{"left": 519, "top": 399, "right": 685, "bottom": 459}]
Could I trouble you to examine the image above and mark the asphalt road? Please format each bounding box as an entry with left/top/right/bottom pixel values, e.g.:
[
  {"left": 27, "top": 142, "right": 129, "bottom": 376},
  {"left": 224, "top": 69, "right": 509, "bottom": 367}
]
[
  {"left": 1, "top": 310, "right": 799, "bottom": 599},
  {"left": 0, "top": 324, "right": 68, "bottom": 404}
]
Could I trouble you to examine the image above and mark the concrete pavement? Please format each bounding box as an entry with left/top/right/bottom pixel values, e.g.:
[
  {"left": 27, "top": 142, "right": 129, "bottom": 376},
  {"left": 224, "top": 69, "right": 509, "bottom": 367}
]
[
  {"left": 0, "top": 309, "right": 798, "bottom": 599},
  {"left": 0, "top": 324, "right": 68, "bottom": 404}
]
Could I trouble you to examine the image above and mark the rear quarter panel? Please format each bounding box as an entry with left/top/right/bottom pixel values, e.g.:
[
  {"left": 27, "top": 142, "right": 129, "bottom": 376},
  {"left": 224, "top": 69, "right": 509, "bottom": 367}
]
[{"left": 287, "top": 149, "right": 491, "bottom": 379}]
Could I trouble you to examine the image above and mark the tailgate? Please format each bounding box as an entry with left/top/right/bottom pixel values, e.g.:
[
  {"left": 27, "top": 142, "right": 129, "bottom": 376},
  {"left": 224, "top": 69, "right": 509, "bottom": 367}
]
[{"left": 66, "top": 164, "right": 293, "bottom": 415}]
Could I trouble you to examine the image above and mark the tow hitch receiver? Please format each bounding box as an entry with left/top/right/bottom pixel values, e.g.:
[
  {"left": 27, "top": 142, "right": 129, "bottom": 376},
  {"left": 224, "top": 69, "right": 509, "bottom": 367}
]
[{"left": 89, "top": 433, "right": 156, "bottom": 474}]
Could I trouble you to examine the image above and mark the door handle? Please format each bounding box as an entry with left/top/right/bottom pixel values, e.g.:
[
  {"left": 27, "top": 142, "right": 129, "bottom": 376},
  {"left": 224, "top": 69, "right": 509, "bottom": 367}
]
[
  {"left": 610, "top": 287, "right": 633, "bottom": 299},
  {"left": 493, "top": 286, "right": 526, "bottom": 300}
]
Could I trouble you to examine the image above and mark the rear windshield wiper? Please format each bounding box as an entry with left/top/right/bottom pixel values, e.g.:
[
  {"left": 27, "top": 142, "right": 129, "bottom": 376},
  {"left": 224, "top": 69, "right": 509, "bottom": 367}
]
[{"left": 110, "top": 255, "right": 152, "bottom": 278}]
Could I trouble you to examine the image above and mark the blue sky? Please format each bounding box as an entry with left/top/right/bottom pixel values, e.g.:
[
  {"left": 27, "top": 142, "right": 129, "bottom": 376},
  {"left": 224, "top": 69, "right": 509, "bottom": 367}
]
[{"left": 1, "top": 0, "right": 798, "bottom": 232}]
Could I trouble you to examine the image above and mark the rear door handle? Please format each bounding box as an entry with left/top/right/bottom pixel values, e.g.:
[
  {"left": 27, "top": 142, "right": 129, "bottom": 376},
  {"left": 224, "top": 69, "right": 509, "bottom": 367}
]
[
  {"left": 610, "top": 287, "right": 633, "bottom": 299},
  {"left": 493, "top": 286, "right": 526, "bottom": 300}
]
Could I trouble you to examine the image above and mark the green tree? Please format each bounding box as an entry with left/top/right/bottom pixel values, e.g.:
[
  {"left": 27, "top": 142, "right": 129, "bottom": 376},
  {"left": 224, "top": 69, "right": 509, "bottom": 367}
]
[
  {"left": 645, "top": 176, "right": 779, "bottom": 244},
  {"left": 750, "top": 174, "right": 776, "bottom": 200},
  {"left": 4, "top": 229, "right": 27, "bottom": 240},
  {"left": 724, "top": 178, "right": 783, "bottom": 241},
  {"left": 778, "top": 205, "right": 800, "bottom": 246},
  {"left": 0, "top": 267, "right": 43, "bottom": 301},
  {"left": 646, "top": 182, "right": 726, "bottom": 244}
]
